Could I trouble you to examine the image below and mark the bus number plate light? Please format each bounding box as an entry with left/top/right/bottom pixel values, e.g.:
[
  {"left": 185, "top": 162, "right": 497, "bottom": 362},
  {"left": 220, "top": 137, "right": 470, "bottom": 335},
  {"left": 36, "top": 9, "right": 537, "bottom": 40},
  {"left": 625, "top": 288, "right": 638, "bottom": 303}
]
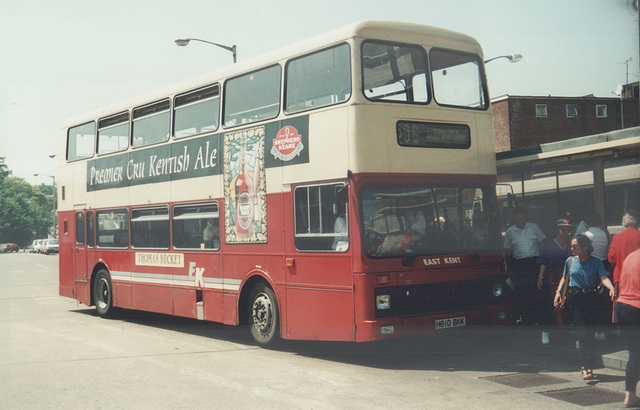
[{"left": 376, "top": 294, "right": 390, "bottom": 310}]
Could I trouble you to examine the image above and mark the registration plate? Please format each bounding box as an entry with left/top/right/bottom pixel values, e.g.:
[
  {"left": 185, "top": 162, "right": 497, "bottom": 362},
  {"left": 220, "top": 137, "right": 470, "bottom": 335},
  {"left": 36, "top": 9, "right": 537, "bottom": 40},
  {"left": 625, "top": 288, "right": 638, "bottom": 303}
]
[{"left": 434, "top": 316, "right": 466, "bottom": 330}]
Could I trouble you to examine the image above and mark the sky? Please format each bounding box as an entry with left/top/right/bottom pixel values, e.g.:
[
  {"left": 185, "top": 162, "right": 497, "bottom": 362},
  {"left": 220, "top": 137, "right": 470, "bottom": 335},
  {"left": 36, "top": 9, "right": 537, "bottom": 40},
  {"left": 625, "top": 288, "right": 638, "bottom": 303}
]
[{"left": 1, "top": 0, "right": 638, "bottom": 184}]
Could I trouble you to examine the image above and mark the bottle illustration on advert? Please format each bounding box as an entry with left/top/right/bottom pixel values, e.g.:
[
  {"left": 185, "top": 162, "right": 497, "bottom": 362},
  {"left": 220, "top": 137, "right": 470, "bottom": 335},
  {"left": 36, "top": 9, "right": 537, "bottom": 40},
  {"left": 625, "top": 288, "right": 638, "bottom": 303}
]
[
  {"left": 235, "top": 135, "right": 254, "bottom": 238},
  {"left": 224, "top": 127, "right": 267, "bottom": 244}
]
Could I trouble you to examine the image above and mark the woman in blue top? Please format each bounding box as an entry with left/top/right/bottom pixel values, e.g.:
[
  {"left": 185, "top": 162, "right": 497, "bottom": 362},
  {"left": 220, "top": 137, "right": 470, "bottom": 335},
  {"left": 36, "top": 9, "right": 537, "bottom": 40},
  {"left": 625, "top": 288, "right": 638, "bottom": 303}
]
[{"left": 554, "top": 234, "right": 615, "bottom": 380}]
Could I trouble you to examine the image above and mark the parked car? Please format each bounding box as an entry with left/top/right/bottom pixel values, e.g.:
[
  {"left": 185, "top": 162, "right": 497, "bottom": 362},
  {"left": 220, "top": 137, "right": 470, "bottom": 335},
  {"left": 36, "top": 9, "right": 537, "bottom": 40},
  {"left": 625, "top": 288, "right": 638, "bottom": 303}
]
[
  {"left": 37, "top": 239, "right": 48, "bottom": 254},
  {"left": 31, "top": 239, "right": 43, "bottom": 253},
  {"left": 3, "top": 243, "right": 19, "bottom": 253},
  {"left": 44, "top": 239, "right": 59, "bottom": 255},
  {"left": 36, "top": 239, "right": 46, "bottom": 254}
]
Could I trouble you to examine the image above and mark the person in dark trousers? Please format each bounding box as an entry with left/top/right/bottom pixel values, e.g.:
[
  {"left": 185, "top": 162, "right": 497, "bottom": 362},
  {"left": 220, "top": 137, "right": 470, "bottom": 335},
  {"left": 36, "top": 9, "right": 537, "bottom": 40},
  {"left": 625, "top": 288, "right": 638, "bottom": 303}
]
[
  {"left": 554, "top": 234, "right": 615, "bottom": 380},
  {"left": 537, "top": 218, "right": 574, "bottom": 343},
  {"left": 504, "top": 207, "right": 545, "bottom": 324},
  {"left": 615, "top": 248, "right": 640, "bottom": 408}
]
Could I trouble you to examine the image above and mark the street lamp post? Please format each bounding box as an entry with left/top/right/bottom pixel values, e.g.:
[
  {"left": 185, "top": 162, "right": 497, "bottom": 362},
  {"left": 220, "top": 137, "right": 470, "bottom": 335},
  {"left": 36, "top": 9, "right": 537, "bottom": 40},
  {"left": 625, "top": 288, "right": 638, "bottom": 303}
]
[
  {"left": 34, "top": 173, "right": 56, "bottom": 235},
  {"left": 484, "top": 54, "right": 523, "bottom": 64},
  {"left": 175, "top": 38, "right": 237, "bottom": 63}
]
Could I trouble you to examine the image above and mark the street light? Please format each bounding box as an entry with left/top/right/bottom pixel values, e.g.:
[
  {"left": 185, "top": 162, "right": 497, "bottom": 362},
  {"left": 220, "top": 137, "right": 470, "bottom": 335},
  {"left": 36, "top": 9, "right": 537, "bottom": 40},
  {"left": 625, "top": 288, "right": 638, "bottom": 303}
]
[
  {"left": 34, "top": 173, "right": 56, "bottom": 235},
  {"left": 175, "top": 38, "right": 237, "bottom": 63},
  {"left": 484, "top": 54, "right": 523, "bottom": 64}
]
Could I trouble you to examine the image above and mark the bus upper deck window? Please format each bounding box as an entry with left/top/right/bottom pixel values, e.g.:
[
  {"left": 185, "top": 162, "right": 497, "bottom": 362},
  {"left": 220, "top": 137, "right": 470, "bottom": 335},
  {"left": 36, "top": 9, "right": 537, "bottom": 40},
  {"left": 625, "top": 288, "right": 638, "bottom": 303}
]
[
  {"left": 97, "top": 112, "right": 129, "bottom": 155},
  {"left": 224, "top": 65, "right": 281, "bottom": 128},
  {"left": 430, "top": 48, "right": 488, "bottom": 110},
  {"left": 67, "top": 122, "right": 95, "bottom": 161},
  {"left": 285, "top": 44, "right": 351, "bottom": 114},
  {"left": 362, "top": 41, "right": 428, "bottom": 104},
  {"left": 174, "top": 85, "right": 220, "bottom": 139},
  {"left": 132, "top": 100, "right": 171, "bottom": 148}
]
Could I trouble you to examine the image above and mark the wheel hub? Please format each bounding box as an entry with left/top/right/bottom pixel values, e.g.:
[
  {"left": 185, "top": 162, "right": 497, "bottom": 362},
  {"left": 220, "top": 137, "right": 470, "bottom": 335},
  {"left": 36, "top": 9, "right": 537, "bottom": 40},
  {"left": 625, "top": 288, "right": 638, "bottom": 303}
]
[
  {"left": 252, "top": 293, "right": 272, "bottom": 334},
  {"left": 96, "top": 278, "right": 109, "bottom": 309}
]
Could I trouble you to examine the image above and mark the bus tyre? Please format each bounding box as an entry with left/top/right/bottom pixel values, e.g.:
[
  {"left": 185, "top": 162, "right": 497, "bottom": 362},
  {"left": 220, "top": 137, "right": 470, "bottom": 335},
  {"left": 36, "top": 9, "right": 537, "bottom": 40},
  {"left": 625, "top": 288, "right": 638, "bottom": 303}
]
[
  {"left": 93, "top": 270, "right": 114, "bottom": 318},
  {"left": 249, "top": 283, "right": 280, "bottom": 346}
]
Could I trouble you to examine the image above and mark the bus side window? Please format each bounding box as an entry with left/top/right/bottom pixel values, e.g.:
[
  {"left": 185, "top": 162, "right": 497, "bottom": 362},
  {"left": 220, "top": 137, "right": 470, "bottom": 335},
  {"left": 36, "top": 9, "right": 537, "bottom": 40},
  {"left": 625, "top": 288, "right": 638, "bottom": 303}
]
[
  {"left": 87, "top": 210, "right": 95, "bottom": 248},
  {"left": 75, "top": 212, "right": 85, "bottom": 245},
  {"left": 294, "top": 183, "right": 348, "bottom": 252},
  {"left": 172, "top": 202, "right": 220, "bottom": 250},
  {"left": 131, "top": 207, "right": 170, "bottom": 249},
  {"left": 96, "top": 209, "right": 129, "bottom": 248}
]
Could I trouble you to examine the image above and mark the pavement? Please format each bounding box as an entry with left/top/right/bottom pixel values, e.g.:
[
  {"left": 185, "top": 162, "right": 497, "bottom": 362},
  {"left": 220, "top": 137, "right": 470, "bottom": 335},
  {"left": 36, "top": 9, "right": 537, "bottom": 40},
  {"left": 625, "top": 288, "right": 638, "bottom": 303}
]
[
  {"left": 602, "top": 350, "right": 629, "bottom": 371},
  {"left": 508, "top": 323, "right": 629, "bottom": 372}
]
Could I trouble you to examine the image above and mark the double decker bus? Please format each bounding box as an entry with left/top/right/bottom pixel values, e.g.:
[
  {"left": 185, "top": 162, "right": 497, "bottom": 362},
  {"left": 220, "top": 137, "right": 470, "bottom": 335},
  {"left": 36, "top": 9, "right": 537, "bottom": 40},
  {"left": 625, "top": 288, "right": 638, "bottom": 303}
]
[{"left": 58, "top": 20, "right": 507, "bottom": 346}]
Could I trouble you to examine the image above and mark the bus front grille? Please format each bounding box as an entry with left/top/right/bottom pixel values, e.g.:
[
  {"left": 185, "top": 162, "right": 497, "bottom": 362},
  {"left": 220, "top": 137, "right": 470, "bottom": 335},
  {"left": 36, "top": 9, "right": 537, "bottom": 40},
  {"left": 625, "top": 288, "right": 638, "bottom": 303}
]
[{"left": 374, "top": 278, "right": 502, "bottom": 318}]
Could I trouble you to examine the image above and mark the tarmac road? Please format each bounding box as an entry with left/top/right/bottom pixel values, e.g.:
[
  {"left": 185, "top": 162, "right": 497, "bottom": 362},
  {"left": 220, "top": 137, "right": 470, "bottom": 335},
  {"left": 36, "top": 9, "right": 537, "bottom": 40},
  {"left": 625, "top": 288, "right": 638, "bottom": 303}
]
[{"left": 0, "top": 252, "right": 631, "bottom": 409}]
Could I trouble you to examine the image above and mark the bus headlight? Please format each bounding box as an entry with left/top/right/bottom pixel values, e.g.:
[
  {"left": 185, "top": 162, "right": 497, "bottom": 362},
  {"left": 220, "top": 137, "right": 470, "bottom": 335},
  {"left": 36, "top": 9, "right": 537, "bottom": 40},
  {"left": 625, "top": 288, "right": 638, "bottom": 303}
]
[
  {"left": 492, "top": 284, "right": 503, "bottom": 297},
  {"left": 376, "top": 294, "right": 391, "bottom": 310}
]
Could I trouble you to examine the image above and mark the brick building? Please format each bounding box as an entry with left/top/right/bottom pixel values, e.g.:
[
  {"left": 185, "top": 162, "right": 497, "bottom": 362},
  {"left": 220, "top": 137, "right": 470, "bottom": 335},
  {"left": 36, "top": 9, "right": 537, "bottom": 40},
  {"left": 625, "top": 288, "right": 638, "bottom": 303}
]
[{"left": 492, "top": 84, "right": 639, "bottom": 152}]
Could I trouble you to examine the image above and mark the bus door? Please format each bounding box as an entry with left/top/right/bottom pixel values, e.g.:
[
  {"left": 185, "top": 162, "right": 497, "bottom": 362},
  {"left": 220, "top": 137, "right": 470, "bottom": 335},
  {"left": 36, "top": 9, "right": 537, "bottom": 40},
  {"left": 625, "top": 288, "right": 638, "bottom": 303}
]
[{"left": 74, "top": 211, "right": 90, "bottom": 305}]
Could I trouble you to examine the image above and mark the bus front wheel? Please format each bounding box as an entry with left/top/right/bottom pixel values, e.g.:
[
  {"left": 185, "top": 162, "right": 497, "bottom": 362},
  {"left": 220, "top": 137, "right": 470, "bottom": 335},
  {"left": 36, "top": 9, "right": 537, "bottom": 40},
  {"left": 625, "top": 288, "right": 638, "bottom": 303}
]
[
  {"left": 248, "top": 283, "right": 280, "bottom": 346},
  {"left": 93, "top": 270, "right": 114, "bottom": 318}
]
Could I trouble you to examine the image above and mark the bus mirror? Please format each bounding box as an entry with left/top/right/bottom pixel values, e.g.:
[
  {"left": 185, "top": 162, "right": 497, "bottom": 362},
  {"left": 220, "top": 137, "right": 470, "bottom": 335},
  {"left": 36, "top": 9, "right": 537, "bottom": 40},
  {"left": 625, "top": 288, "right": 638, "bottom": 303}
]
[{"left": 507, "top": 193, "right": 516, "bottom": 208}]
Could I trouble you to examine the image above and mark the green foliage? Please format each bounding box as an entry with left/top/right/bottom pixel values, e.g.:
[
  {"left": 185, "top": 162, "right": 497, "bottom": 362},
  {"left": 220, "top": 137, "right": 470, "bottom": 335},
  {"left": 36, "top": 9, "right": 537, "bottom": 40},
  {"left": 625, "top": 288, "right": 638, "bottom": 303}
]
[
  {"left": 0, "top": 163, "right": 9, "bottom": 181},
  {"left": 0, "top": 174, "right": 56, "bottom": 247}
]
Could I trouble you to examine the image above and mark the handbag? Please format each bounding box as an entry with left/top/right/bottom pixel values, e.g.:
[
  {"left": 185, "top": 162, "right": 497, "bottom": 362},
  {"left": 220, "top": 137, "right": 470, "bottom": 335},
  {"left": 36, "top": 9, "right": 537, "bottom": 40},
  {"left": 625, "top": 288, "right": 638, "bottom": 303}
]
[
  {"left": 612, "top": 282, "right": 619, "bottom": 323},
  {"left": 555, "top": 256, "right": 574, "bottom": 310}
]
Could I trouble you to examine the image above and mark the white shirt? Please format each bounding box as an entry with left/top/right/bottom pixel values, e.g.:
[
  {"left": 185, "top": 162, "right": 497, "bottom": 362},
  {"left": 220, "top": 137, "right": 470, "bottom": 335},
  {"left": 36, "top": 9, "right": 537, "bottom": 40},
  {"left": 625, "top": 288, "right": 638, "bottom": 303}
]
[
  {"left": 585, "top": 227, "right": 609, "bottom": 260},
  {"left": 576, "top": 220, "right": 587, "bottom": 235},
  {"left": 504, "top": 222, "right": 545, "bottom": 259},
  {"left": 406, "top": 210, "right": 426, "bottom": 238},
  {"left": 203, "top": 222, "right": 218, "bottom": 242}
]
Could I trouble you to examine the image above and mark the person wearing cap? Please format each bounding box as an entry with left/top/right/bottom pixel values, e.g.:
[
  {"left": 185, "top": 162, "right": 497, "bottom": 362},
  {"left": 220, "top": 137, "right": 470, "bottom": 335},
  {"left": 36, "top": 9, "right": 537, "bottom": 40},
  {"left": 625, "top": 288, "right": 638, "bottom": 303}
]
[
  {"left": 536, "top": 218, "right": 575, "bottom": 343},
  {"left": 504, "top": 207, "right": 546, "bottom": 324}
]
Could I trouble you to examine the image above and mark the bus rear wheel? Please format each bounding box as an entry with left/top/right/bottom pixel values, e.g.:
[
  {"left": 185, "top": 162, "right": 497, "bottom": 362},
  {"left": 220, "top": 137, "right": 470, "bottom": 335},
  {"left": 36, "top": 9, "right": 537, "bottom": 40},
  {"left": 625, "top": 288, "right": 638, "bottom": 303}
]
[
  {"left": 93, "top": 270, "right": 114, "bottom": 318},
  {"left": 248, "top": 283, "right": 280, "bottom": 346}
]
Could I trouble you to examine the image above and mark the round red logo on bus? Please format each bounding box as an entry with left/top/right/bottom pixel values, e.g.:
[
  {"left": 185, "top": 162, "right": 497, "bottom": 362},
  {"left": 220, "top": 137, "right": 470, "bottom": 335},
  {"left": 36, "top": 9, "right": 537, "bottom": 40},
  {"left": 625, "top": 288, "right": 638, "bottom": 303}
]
[{"left": 271, "top": 126, "right": 304, "bottom": 161}]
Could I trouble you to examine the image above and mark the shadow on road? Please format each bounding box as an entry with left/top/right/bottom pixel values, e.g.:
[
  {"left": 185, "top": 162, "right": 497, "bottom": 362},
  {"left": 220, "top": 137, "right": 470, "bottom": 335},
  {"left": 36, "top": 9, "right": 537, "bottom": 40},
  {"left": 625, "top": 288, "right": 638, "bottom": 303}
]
[
  {"left": 279, "top": 325, "right": 626, "bottom": 374},
  {"left": 70, "top": 307, "right": 626, "bottom": 374},
  {"left": 71, "top": 307, "right": 253, "bottom": 345}
]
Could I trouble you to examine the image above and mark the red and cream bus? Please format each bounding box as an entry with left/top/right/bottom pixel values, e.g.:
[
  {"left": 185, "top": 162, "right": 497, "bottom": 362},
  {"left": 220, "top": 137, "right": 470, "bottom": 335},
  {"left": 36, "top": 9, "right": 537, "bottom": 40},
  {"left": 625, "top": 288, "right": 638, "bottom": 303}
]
[{"left": 58, "top": 20, "right": 507, "bottom": 346}]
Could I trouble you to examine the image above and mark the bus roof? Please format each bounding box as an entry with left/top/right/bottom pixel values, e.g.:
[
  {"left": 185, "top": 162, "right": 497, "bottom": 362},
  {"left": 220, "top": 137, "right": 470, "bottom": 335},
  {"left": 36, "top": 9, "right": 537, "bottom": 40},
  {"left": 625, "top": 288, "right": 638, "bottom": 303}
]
[{"left": 62, "top": 20, "right": 483, "bottom": 129}]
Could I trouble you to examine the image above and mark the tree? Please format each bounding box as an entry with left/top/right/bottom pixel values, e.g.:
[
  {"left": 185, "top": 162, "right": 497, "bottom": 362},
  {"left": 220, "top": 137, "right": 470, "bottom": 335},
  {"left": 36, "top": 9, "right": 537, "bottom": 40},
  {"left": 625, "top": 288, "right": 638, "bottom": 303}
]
[
  {"left": 0, "top": 175, "right": 53, "bottom": 247},
  {"left": 0, "top": 157, "right": 10, "bottom": 182}
]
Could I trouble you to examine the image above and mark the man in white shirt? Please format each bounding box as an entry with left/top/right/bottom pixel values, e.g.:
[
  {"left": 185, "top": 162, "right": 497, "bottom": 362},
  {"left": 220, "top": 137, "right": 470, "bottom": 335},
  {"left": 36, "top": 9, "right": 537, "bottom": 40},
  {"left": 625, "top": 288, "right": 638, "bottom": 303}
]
[
  {"left": 583, "top": 213, "right": 609, "bottom": 262},
  {"left": 203, "top": 218, "right": 219, "bottom": 249},
  {"left": 504, "top": 207, "right": 546, "bottom": 324}
]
